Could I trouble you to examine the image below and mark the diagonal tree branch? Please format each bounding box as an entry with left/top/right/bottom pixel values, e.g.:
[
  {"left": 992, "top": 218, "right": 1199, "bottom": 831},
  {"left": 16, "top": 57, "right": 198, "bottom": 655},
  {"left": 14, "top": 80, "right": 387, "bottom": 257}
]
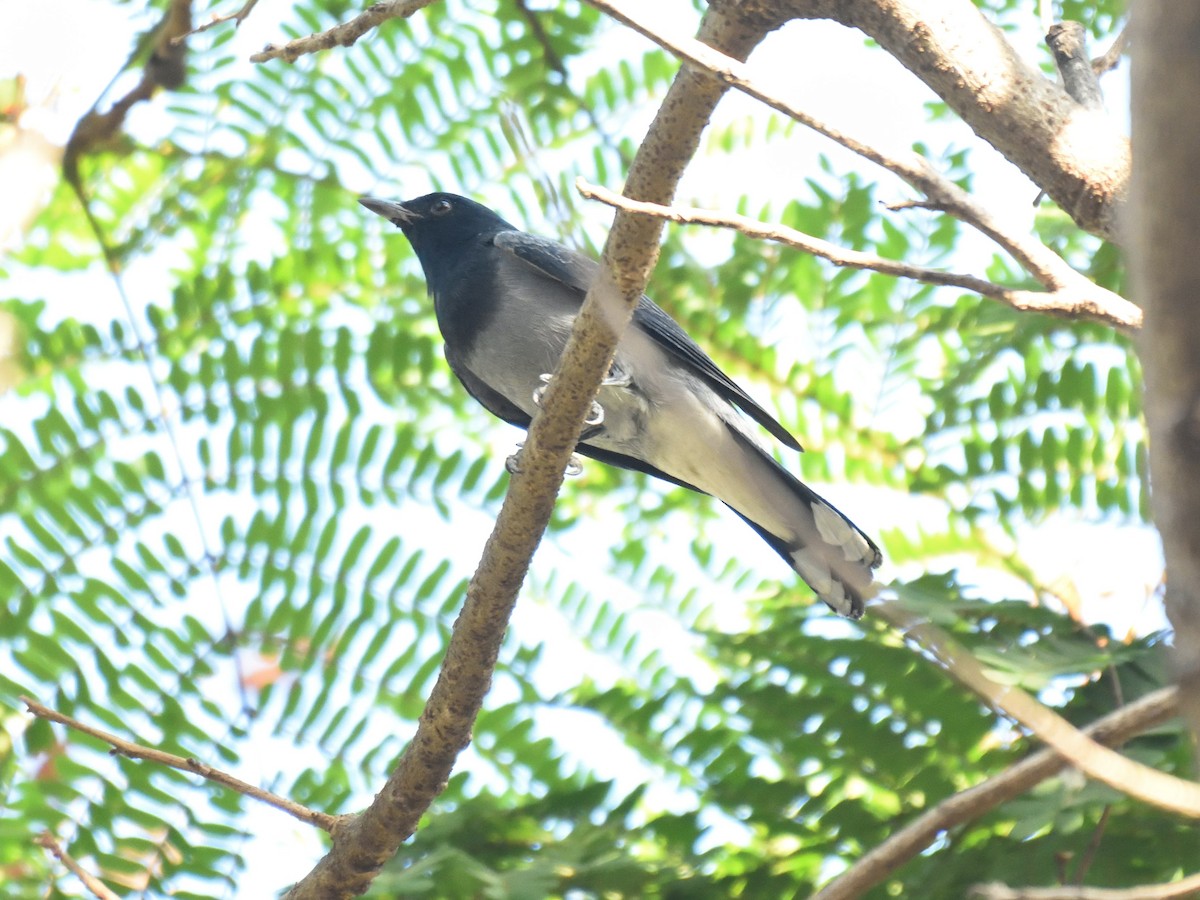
[
  {"left": 970, "top": 872, "right": 1200, "bottom": 900},
  {"left": 1092, "top": 20, "right": 1130, "bottom": 77},
  {"left": 34, "top": 832, "right": 121, "bottom": 900},
  {"left": 811, "top": 686, "right": 1180, "bottom": 900},
  {"left": 587, "top": 0, "right": 1128, "bottom": 241},
  {"left": 172, "top": 0, "right": 260, "bottom": 43},
  {"left": 64, "top": 0, "right": 193, "bottom": 186},
  {"left": 873, "top": 602, "right": 1200, "bottom": 818},
  {"left": 579, "top": 0, "right": 1140, "bottom": 329},
  {"left": 21, "top": 697, "right": 339, "bottom": 832},
  {"left": 783, "top": 0, "right": 1130, "bottom": 241},
  {"left": 578, "top": 180, "right": 1140, "bottom": 330},
  {"left": 282, "top": 3, "right": 785, "bottom": 897},
  {"left": 250, "top": 0, "right": 438, "bottom": 63}
]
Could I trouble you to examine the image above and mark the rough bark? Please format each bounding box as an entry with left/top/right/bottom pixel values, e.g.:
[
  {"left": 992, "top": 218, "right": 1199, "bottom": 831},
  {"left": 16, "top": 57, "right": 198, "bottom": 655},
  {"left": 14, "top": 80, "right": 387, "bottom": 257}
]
[
  {"left": 785, "top": 0, "right": 1130, "bottom": 241},
  {"left": 1131, "top": 2, "right": 1200, "bottom": 746}
]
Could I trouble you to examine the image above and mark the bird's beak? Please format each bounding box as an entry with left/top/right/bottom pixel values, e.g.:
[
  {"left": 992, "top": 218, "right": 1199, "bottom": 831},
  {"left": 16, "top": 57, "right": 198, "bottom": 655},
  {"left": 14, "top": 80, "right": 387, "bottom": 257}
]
[{"left": 359, "top": 196, "right": 418, "bottom": 227}]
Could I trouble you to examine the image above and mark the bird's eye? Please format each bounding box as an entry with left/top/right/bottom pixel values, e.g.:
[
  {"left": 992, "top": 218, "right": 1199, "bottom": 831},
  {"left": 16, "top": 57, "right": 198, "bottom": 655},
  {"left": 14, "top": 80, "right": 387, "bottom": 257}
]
[{"left": 431, "top": 199, "right": 453, "bottom": 216}]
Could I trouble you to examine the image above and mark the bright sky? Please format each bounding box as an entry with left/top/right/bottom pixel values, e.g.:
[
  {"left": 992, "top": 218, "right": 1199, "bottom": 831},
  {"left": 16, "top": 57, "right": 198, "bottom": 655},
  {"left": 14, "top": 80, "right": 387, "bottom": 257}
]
[{"left": 3, "top": 1, "right": 1160, "bottom": 896}]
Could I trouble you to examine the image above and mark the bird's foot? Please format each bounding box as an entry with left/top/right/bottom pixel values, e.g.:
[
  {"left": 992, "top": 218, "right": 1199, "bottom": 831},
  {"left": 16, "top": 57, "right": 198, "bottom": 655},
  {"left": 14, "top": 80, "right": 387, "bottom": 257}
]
[
  {"left": 531, "top": 372, "right": 606, "bottom": 434},
  {"left": 505, "top": 441, "right": 584, "bottom": 477},
  {"left": 531, "top": 373, "right": 553, "bottom": 408},
  {"left": 505, "top": 443, "right": 525, "bottom": 475},
  {"left": 601, "top": 364, "right": 631, "bottom": 389}
]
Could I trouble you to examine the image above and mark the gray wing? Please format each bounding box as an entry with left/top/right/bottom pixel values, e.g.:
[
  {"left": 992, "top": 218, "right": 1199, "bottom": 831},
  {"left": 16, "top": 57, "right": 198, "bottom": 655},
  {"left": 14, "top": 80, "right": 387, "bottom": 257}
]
[{"left": 493, "top": 230, "right": 803, "bottom": 452}]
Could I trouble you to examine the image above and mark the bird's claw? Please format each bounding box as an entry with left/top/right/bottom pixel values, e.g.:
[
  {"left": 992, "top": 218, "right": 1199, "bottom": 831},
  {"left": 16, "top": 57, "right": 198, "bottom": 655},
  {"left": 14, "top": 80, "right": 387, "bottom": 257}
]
[
  {"left": 505, "top": 440, "right": 584, "bottom": 478},
  {"left": 531, "top": 373, "right": 553, "bottom": 408},
  {"left": 531, "top": 372, "right": 606, "bottom": 431},
  {"left": 505, "top": 442, "right": 525, "bottom": 474},
  {"left": 601, "top": 365, "right": 631, "bottom": 389}
]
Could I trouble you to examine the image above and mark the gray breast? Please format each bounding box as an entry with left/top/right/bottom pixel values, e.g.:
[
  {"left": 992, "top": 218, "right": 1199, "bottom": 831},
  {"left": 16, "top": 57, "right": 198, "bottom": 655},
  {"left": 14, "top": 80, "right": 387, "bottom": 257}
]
[{"left": 460, "top": 255, "right": 579, "bottom": 418}]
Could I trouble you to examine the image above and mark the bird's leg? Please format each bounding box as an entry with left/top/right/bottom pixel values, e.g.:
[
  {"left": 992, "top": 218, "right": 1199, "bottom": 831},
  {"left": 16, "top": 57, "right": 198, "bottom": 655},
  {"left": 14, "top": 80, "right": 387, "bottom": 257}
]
[{"left": 508, "top": 374, "right": 593, "bottom": 477}]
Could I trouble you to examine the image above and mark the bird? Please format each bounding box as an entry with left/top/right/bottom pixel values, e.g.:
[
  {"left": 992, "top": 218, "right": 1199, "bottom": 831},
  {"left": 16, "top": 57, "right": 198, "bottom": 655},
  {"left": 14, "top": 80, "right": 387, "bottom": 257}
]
[{"left": 359, "top": 192, "right": 882, "bottom": 617}]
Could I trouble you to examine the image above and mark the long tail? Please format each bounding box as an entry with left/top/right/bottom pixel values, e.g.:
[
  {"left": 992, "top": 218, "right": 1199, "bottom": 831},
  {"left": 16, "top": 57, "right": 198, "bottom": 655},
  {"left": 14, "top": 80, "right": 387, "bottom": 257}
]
[{"left": 725, "top": 431, "right": 882, "bottom": 618}]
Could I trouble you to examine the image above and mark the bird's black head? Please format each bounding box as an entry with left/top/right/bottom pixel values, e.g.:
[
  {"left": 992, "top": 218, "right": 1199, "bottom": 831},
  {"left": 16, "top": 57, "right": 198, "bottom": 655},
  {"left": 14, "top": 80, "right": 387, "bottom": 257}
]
[{"left": 359, "top": 193, "right": 515, "bottom": 283}]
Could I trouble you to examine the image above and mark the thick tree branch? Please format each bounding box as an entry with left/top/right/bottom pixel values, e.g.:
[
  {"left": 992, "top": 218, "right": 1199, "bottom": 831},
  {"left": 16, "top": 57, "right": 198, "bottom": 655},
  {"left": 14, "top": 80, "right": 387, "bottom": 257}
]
[
  {"left": 812, "top": 686, "right": 1180, "bottom": 900},
  {"left": 873, "top": 602, "right": 1200, "bottom": 818},
  {"left": 580, "top": 0, "right": 1140, "bottom": 331},
  {"left": 578, "top": 180, "right": 1138, "bottom": 330},
  {"left": 250, "top": 0, "right": 437, "bottom": 63},
  {"left": 282, "top": 3, "right": 784, "bottom": 897},
  {"left": 1131, "top": 3, "right": 1200, "bottom": 747},
  {"left": 970, "top": 873, "right": 1200, "bottom": 900},
  {"left": 590, "top": 0, "right": 1128, "bottom": 240},
  {"left": 34, "top": 832, "right": 120, "bottom": 900},
  {"left": 20, "top": 697, "right": 339, "bottom": 832},
  {"left": 785, "top": 0, "right": 1130, "bottom": 241}
]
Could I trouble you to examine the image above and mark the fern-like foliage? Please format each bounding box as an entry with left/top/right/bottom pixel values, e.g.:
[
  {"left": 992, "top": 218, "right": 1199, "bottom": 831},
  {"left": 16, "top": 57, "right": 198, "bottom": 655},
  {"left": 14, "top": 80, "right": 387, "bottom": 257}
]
[{"left": 0, "top": 0, "right": 1178, "bottom": 898}]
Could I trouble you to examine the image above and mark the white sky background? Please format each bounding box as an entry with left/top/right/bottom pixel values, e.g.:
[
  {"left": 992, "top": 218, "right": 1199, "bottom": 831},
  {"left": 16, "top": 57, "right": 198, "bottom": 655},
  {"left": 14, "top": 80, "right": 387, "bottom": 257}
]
[{"left": 1, "top": 0, "right": 1165, "bottom": 895}]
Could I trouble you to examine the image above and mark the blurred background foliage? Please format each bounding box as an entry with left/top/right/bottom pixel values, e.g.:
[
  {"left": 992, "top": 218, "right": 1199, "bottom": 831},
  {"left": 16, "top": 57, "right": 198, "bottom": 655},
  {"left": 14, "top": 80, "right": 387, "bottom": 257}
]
[{"left": 1, "top": 0, "right": 1182, "bottom": 897}]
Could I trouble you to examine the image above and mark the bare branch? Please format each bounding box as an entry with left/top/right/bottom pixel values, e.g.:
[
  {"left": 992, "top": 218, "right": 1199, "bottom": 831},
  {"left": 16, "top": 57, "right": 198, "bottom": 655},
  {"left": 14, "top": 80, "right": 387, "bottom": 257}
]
[
  {"left": 34, "top": 832, "right": 121, "bottom": 900},
  {"left": 1092, "top": 21, "right": 1130, "bottom": 76},
  {"left": 1047, "top": 22, "right": 1104, "bottom": 109},
  {"left": 64, "top": 0, "right": 193, "bottom": 184},
  {"left": 282, "top": 4, "right": 786, "bottom": 897},
  {"left": 872, "top": 603, "right": 1200, "bottom": 818},
  {"left": 20, "top": 696, "right": 339, "bottom": 833},
  {"left": 783, "top": 0, "right": 1129, "bottom": 240},
  {"left": 970, "top": 872, "right": 1200, "bottom": 900},
  {"left": 812, "top": 687, "right": 1180, "bottom": 900},
  {"left": 579, "top": 0, "right": 1141, "bottom": 330},
  {"left": 589, "top": 0, "right": 1128, "bottom": 238},
  {"left": 578, "top": 180, "right": 1139, "bottom": 330},
  {"left": 172, "top": 0, "right": 260, "bottom": 44},
  {"left": 250, "top": 0, "right": 437, "bottom": 64}
]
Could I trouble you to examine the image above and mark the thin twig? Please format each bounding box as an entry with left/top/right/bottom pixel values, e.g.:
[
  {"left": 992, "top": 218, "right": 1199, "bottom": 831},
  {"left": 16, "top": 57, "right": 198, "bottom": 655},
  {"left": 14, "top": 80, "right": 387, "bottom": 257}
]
[
  {"left": 65, "top": 174, "right": 256, "bottom": 719},
  {"left": 873, "top": 602, "right": 1200, "bottom": 818},
  {"left": 172, "top": 0, "right": 260, "bottom": 44},
  {"left": 578, "top": 180, "right": 1140, "bottom": 330},
  {"left": 811, "top": 686, "right": 1179, "bottom": 900},
  {"left": 1070, "top": 806, "right": 1112, "bottom": 885},
  {"left": 21, "top": 697, "right": 339, "bottom": 832},
  {"left": 970, "top": 872, "right": 1200, "bottom": 900},
  {"left": 250, "top": 0, "right": 437, "bottom": 63},
  {"left": 1092, "top": 21, "right": 1130, "bottom": 76},
  {"left": 512, "top": 0, "right": 630, "bottom": 169},
  {"left": 34, "top": 832, "right": 121, "bottom": 900},
  {"left": 579, "top": 0, "right": 1142, "bottom": 331}
]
